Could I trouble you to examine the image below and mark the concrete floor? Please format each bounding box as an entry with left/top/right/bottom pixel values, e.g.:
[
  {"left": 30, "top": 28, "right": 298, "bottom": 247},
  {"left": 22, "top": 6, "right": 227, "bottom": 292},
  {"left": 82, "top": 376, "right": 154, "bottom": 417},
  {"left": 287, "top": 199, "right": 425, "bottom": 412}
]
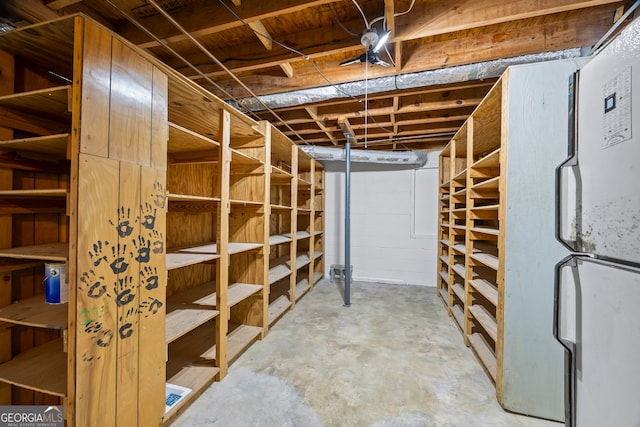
[{"left": 172, "top": 281, "right": 564, "bottom": 427}]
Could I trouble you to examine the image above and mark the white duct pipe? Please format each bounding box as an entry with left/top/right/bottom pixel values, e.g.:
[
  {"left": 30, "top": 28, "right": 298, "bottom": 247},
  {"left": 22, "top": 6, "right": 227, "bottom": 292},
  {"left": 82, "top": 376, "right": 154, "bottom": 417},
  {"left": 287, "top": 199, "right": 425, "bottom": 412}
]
[{"left": 300, "top": 145, "right": 429, "bottom": 167}]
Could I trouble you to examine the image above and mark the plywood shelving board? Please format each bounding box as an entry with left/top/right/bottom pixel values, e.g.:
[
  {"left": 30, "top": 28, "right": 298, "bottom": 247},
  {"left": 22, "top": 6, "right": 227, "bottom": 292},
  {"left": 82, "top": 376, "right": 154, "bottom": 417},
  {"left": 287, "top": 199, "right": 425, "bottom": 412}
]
[
  {"left": 470, "top": 279, "right": 498, "bottom": 306},
  {"left": 166, "top": 306, "right": 219, "bottom": 344},
  {"left": 0, "top": 134, "right": 69, "bottom": 157},
  {"left": 227, "top": 324, "right": 262, "bottom": 363},
  {"left": 0, "top": 338, "right": 66, "bottom": 397},
  {"left": 0, "top": 296, "right": 67, "bottom": 329},
  {"left": 228, "top": 283, "right": 262, "bottom": 307},
  {"left": 468, "top": 333, "right": 497, "bottom": 380},
  {"left": 0, "top": 243, "right": 68, "bottom": 261},
  {"left": 167, "top": 244, "right": 220, "bottom": 270},
  {"left": 469, "top": 305, "right": 498, "bottom": 342},
  {"left": 268, "top": 295, "right": 291, "bottom": 325}
]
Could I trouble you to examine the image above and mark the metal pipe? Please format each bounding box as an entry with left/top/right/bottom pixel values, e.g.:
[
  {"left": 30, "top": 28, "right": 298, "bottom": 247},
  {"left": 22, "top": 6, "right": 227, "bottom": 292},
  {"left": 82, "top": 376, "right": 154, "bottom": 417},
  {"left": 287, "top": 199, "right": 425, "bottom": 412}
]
[{"left": 344, "top": 142, "right": 351, "bottom": 307}]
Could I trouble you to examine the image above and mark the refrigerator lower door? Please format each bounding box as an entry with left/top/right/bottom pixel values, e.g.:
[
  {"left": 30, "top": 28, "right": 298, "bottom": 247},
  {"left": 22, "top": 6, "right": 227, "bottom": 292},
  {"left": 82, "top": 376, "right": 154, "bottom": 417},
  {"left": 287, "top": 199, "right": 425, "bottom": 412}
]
[{"left": 555, "top": 256, "right": 640, "bottom": 427}]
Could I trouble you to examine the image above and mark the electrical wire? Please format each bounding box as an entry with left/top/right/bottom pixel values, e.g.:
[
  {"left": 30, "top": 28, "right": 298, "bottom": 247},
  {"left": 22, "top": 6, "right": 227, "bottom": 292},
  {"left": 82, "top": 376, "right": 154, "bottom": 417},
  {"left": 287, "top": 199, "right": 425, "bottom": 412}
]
[
  {"left": 217, "top": 0, "right": 395, "bottom": 136},
  {"left": 351, "top": 0, "right": 370, "bottom": 28},
  {"left": 394, "top": 0, "right": 417, "bottom": 17},
  {"left": 142, "top": 0, "right": 310, "bottom": 144},
  {"left": 328, "top": 3, "right": 360, "bottom": 37}
]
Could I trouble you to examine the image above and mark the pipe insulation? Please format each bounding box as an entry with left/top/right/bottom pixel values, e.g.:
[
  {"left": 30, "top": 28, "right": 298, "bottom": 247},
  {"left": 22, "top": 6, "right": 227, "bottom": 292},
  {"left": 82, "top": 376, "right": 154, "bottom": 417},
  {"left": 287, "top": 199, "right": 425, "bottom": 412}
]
[
  {"left": 232, "top": 48, "right": 584, "bottom": 111},
  {"left": 300, "top": 145, "right": 429, "bottom": 167}
]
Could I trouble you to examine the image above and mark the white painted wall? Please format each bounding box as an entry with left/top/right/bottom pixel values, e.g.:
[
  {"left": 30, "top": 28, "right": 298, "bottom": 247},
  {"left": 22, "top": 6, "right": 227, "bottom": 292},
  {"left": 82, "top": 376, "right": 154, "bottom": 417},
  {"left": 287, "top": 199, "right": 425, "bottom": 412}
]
[{"left": 323, "top": 151, "right": 440, "bottom": 286}]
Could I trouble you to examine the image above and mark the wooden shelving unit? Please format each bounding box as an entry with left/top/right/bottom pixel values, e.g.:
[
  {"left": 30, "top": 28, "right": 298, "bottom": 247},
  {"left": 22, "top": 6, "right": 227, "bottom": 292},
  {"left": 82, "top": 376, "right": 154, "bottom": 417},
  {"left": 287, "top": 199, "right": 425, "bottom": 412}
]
[
  {"left": 0, "top": 14, "right": 325, "bottom": 427},
  {"left": 437, "top": 60, "right": 584, "bottom": 421}
]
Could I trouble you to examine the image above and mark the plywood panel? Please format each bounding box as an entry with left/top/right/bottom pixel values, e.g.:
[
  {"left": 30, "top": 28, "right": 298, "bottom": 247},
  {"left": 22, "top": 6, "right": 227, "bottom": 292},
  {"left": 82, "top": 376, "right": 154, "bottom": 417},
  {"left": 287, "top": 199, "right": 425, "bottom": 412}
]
[
  {"left": 75, "top": 153, "right": 119, "bottom": 427},
  {"left": 137, "top": 167, "right": 166, "bottom": 425},
  {"left": 108, "top": 39, "right": 152, "bottom": 166},
  {"left": 115, "top": 161, "right": 140, "bottom": 426},
  {"left": 80, "top": 20, "right": 111, "bottom": 157},
  {"left": 150, "top": 67, "right": 168, "bottom": 171}
]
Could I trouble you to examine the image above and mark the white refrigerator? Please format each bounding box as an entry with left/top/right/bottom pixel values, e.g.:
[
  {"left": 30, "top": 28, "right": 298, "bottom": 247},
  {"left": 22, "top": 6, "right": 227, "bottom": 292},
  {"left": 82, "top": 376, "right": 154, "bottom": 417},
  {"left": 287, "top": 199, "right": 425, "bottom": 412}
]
[{"left": 555, "top": 15, "right": 640, "bottom": 427}]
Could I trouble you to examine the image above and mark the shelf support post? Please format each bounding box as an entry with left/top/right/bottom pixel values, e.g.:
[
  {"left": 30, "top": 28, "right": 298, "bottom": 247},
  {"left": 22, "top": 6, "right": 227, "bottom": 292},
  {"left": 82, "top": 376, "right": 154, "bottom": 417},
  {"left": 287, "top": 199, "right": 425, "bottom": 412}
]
[{"left": 344, "top": 141, "right": 351, "bottom": 307}]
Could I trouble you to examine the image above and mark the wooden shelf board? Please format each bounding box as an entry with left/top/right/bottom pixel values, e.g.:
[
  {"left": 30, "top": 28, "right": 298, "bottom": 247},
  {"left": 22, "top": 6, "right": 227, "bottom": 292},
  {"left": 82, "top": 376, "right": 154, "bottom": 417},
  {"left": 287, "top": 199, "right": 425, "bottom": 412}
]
[
  {"left": 0, "top": 296, "right": 67, "bottom": 330},
  {"left": 313, "top": 251, "right": 323, "bottom": 261},
  {"left": 452, "top": 283, "right": 465, "bottom": 302},
  {"left": 438, "top": 287, "right": 449, "bottom": 305},
  {"left": 227, "top": 324, "right": 263, "bottom": 364},
  {"left": 451, "top": 225, "right": 466, "bottom": 231},
  {"left": 0, "top": 243, "right": 68, "bottom": 261},
  {"left": 440, "top": 239, "right": 450, "bottom": 247},
  {"left": 452, "top": 304, "right": 465, "bottom": 331},
  {"left": 168, "top": 194, "right": 220, "bottom": 203},
  {"left": 167, "top": 244, "right": 219, "bottom": 270},
  {"left": 269, "top": 260, "right": 292, "bottom": 285},
  {"left": 229, "top": 242, "right": 263, "bottom": 255},
  {"left": 439, "top": 255, "right": 450, "bottom": 266},
  {"left": 470, "top": 252, "right": 499, "bottom": 270},
  {"left": 470, "top": 147, "right": 500, "bottom": 169},
  {"left": 469, "top": 305, "right": 498, "bottom": 342},
  {"left": 452, "top": 244, "right": 466, "bottom": 254},
  {"left": 452, "top": 169, "right": 467, "bottom": 182},
  {"left": 471, "top": 226, "right": 499, "bottom": 236},
  {"left": 268, "top": 295, "right": 291, "bottom": 325},
  {"left": 471, "top": 204, "right": 499, "bottom": 211},
  {"left": 271, "top": 165, "right": 293, "bottom": 178},
  {"left": 166, "top": 305, "right": 219, "bottom": 344},
  {"left": 269, "top": 234, "right": 292, "bottom": 246},
  {"left": 470, "top": 279, "right": 498, "bottom": 306},
  {"left": 0, "top": 134, "right": 69, "bottom": 157},
  {"left": 0, "top": 189, "right": 67, "bottom": 198},
  {"left": 468, "top": 333, "right": 497, "bottom": 381},
  {"left": 313, "top": 230, "right": 323, "bottom": 236},
  {"left": 439, "top": 271, "right": 449, "bottom": 285},
  {"left": 228, "top": 283, "right": 262, "bottom": 307},
  {"left": 471, "top": 176, "right": 499, "bottom": 191},
  {"left": 230, "top": 199, "right": 263, "bottom": 207},
  {"left": 297, "top": 178, "right": 312, "bottom": 187},
  {"left": 294, "top": 279, "right": 311, "bottom": 301},
  {"left": 312, "top": 271, "right": 323, "bottom": 285},
  {"left": 168, "top": 121, "right": 220, "bottom": 153},
  {"left": 0, "top": 85, "right": 71, "bottom": 119},
  {"left": 0, "top": 258, "right": 43, "bottom": 273},
  {"left": 452, "top": 188, "right": 466, "bottom": 196},
  {"left": 270, "top": 204, "right": 292, "bottom": 211},
  {"left": 452, "top": 264, "right": 465, "bottom": 279},
  {"left": 0, "top": 338, "right": 66, "bottom": 397},
  {"left": 290, "top": 253, "right": 311, "bottom": 270},
  {"left": 440, "top": 180, "right": 451, "bottom": 188},
  {"left": 231, "top": 148, "right": 263, "bottom": 166},
  {"left": 165, "top": 366, "right": 219, "bottom": 422}
]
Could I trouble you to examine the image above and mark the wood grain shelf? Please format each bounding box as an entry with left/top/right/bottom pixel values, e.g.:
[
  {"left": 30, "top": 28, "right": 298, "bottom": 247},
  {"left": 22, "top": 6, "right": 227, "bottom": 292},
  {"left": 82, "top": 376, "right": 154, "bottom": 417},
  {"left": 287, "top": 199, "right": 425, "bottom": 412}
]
[
  {"left": 228, "top": 283, "right": 262, "bottom": 307},
  {"left": 0, "top": 133, "right": 69, "bottom": 157},
  {"left": 470, "top": 147, "right": 500, "bottom": 169},
  {"left": 0, "top": 338, "right": 66, "bottom": 397},
  {"left": 0, "top": 85, "right": 71, "bottom": 120},
  {"left": 470, "top": 252, "right": 499, "bottom": 270},
  {"left": 284, "top": 231, "right": 310, "bottom": 240},
  {"left": 438, "top": 288, "right": 449, "bottom": 307},
  {"left": 228, "top": 242, "right": 263, "bottom": 255},
  {"left": 470, "top": 226, "right": 499, "bottom": 236},
  {"left": 452, "top": 225, "right": 466, "bottom": 231},
  {"left": 313, "top": 230, "right": 323, "bottom": 236},
  {"left": 0, "top": 296, "right": 67, "bottom": 330},
  {"left": 297, "top": 178, "right": 312, "bottom": 187},
  {"left": 270, "top": 204, "right": 292, "bottom": 211},
  {"left": 167, "top": 244, "right": 220, "bottom": 271},
  {"left": 313, "top": 251, "right": 323, "bottom": 261},
  {"left": 440, "top": 239, "right": 450, "bottom": 247},
  {"left": 291, "top": 253, "right": 311, "bottom": 270},
  {"left": 166, "top": 304, "right": 219, "bottom": 345},
  {"left": 469, "top": 304, "right": 498, "bottom": 342},
  {"left": 227, "top": 324, "right": 263, "bottom": 364},
  {"left": 294, "top": 279, "right": 311, "bottom": 301},
  {"left": 168, "top": 122, "right": 220, "bottom": 153},
  {"left": 452, "top": 283, "right": 465, "bottom": 302},
  {"left": 440, "top": 180, "right": 451, "bottom": 188},
  {"left": 312, "top": 271, "right": 323, "bottom": 285},
  {"left": 168, "top": 194, "right": 220, "bottom": 203},
  {"left": 439, "top": 255, "right": 450, "bottom": 266},
  {"left": 230, "top": 199, "right": 263, "bottom": 207},
  {"left": 271, "top": 165, "right": 292, "bottom": 178},
  {"left": 452, "top": 169, "right": 467, "bottom": 182},
  {"left": 452, "top": 244, "right": 466, "bottom": 253},
  {"left": 269, "top": 262, "right": 291, "bottom": 285},
  {"left": 468, "top": 333, "right": 497, "bottom": 381},
  {"left": 469, "top": 279, "right": 498, "bottom": 306},
  {"left": 452, "top": 263, "right": 466, "bottom": 278},
  {"left": 471, "top": 176, "right": 500, "bottom": 191},
  {"left": 452, "top": 188, "right": 466, "bottom": 196},
  {"left": 268, "top": 234, "right": 292, "bottom": 246},
  {"left": 439, "top": 271, "right": 450, "bottom": 285},
  {"left": 0, "top": 258, "right": 43, "bottom": 273},
  {"left": 165, "top": 365, "right": 219, "bottom": 422},
  {"left": 268, "top": 295, "right": 291, "bottom": 325},
  {"left": 168, "top": 194, "right": 220, "bottom": 212},
  {"left": 0, "top": 243, "right": 68, "bottom": 261},
  {"left": 231, "top": 148, "right": 263, "bottom": 166},
  {"left": 0, "top": 189, "right": 67, "bottom": 197},
  {"left": 452, "top": 304, "right": 465, "bottom": 331}
]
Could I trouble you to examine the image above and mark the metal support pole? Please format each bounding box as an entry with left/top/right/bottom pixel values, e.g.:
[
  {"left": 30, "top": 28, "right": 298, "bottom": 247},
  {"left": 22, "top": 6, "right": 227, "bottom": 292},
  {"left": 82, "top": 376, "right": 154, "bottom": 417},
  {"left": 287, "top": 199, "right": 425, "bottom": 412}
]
[{"left": 344, "top": 142, "right": 351, "bottom": 307}]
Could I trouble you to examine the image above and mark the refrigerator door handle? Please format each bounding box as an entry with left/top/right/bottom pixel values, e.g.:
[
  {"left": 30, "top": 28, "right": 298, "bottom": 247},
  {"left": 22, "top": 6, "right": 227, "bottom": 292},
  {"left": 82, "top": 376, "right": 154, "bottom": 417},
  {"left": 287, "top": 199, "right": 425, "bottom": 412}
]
[
  {"left": 554, "top": 255, "right": 579, "bottom": 427},
  {"left": 555, "top": 72, "right": 581, "bottom": 252}
]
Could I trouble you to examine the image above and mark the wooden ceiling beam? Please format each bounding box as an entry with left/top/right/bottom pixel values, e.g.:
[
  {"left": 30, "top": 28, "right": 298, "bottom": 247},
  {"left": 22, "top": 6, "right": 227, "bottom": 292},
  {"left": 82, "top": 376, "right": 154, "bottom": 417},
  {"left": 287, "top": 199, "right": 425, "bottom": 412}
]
[
  {"left": 3, "top": 0, "right": 60, "bottom": 23},
  {"left": 44, "top": 0, "right": 83, "bottom": 10},
  {"left": 394, "top": 0, "right": 622, "bottom": 41},
  {"left": 117, "top": 0, "right": 337, "bottom": 49},
  {"left": 305, "top": 107, "right": 338, "bottom": 145},
  {"left": 209, "top": 6, "right": 614, "bottom": 98}
]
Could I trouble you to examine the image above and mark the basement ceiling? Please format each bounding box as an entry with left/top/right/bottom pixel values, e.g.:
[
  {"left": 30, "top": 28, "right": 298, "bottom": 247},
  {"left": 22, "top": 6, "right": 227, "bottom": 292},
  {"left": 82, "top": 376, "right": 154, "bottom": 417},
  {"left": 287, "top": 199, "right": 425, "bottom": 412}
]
[{"left": 0, "top": 0, "right": 631, "bottom": 150}]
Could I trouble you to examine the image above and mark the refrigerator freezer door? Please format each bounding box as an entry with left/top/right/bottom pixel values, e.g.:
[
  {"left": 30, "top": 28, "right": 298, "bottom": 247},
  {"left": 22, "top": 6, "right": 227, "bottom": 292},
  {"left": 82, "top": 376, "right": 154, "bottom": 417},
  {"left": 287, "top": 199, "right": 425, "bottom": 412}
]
[
  {"left": 555, "top": 256, "right": 640, "bottom": 427},
  {"left": 571, "top": 17, "right": 640, "bottom": 263}
]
